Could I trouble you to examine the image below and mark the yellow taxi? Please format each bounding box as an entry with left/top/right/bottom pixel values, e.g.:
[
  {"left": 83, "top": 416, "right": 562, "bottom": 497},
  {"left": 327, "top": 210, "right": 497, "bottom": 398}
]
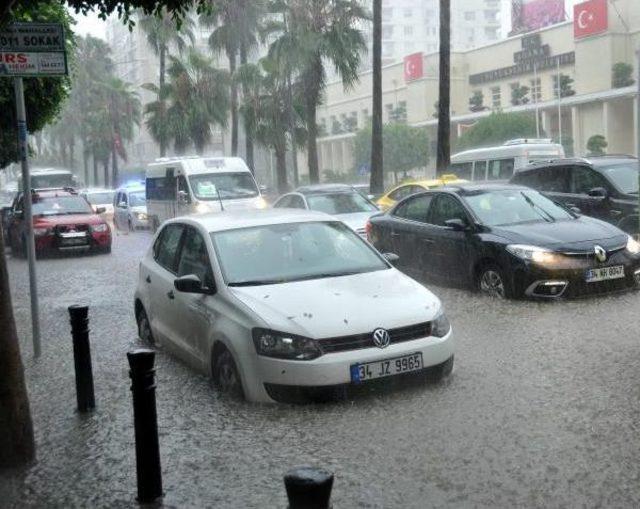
[{"left": 376, "top": 174, "right": 468, "bottom": 211}]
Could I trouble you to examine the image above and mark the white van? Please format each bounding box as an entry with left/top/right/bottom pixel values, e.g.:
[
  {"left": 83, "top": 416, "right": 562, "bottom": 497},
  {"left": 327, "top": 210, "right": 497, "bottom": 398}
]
[
  {"left": 145, "top": 156, "right": 266, "bottom": 231},
  {"left": 450, "top": 139, "right": 565, "bottom": 182}
]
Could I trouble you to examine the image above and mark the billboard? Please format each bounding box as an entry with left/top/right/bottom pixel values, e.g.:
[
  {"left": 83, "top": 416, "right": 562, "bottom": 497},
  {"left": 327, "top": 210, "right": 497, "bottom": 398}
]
[{"left": 511, "top": 0, "right": 566, "bottom": 35}]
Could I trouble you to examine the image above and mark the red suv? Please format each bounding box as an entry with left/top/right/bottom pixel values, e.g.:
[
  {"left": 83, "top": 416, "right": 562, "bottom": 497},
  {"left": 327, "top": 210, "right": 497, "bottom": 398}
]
[{"left": 9, "top": 188, "right": 112, "bottom": 257}]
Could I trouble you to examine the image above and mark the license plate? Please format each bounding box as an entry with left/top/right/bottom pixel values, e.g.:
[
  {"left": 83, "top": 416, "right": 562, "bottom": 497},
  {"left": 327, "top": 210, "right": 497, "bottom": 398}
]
[
  {"left": 60, "top": 236, "right": 87, "bottom": 246},
  {"left": 350, "top": 353, "right": 423, "bottom": 383},
  {"left": 585, "top": 265, "right": 625, "bottom": 283}
]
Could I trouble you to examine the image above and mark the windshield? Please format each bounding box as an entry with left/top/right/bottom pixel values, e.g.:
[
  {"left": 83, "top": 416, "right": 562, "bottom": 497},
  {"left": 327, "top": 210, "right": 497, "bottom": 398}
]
[
  {"left": 212, "top": 221, "right": 388, "bottom": 286},
  {"left": 189, "top": 172, "right": 259, "bottom": 201},
  {"left": 32, "top": 196, "right": 93, "bottom": 216},
  {"left": 464, "top": 189, "right": 574, "bottom": 226},
  {"left": 128, "top": 191, "right": 146, "bottom": 207},
  {"left": 85, "top": 192, "right": 114, "bottom": 205},
  {"left": 598, "top": 163, "right": 639, "bottom": 194},
  {"left": 30, "top": 173, "right": 74, "bottom": 189},
  {"left": 306, "top": 192, "right": 378, "bottom": 215}
]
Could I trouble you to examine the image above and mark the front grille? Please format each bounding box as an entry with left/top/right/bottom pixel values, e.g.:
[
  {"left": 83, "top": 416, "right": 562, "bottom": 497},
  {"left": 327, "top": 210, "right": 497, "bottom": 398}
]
[
  {"left": 55, "top": 224, "right": 89, "bottom": 233},
  {"left": 319, "top": 322, "right": 431, "bottom": 354},
  {"left": 561, "top": 244, "right": 626, "bottom": 259}
]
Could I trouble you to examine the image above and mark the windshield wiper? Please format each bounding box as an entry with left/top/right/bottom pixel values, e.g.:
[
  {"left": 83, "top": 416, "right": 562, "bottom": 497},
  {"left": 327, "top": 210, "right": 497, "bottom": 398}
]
[
  {"left": 228, "top": 279, "right": 285, "bottom": 287},
  {"left": 520, "top": 192, "right": 555, "bottom": 223}
]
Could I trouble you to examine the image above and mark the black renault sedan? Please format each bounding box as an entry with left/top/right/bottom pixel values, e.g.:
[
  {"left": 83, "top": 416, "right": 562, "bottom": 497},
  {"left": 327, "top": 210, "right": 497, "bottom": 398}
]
[{"left": 367, "top": 183, "right": 640, "bottom": 299}]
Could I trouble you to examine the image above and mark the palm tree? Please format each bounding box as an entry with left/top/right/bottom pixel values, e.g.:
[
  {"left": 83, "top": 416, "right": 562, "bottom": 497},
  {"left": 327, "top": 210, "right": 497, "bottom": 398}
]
[
  {"left": 139, "top": 10, "right": 195, "bottom": 156},
  {"left": 436, "top": 0, "right": 451, "bottom": 173},
  {"left": 145, "top": 49, "right": 230, "bottom": 155},
  {"left": 370, "top": 0, "right": 383, "bottom": 194},
  {"left": 269, "top": 0, "right": 367, "bottom": 184}
]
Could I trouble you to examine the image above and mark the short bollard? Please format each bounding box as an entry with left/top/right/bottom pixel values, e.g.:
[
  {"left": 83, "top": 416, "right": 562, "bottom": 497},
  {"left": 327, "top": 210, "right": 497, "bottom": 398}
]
[
  {"left": 127, "top": 349, "right": 163, "bottom": 504},
  {"left": 68, "top": 304, "right": 95, "bottom": 412},
  {"left": 284, "top": 466, "right": 334, "bottom": 509}
]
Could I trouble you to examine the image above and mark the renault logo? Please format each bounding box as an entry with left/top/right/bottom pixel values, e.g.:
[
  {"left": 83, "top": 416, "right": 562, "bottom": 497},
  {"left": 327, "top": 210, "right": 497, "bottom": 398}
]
[
  {"left": 372, "top": 328, "right": 391, "bottom": 349},
  {"left": 594, "top": 245, "right": 607, "bottom": 263}
]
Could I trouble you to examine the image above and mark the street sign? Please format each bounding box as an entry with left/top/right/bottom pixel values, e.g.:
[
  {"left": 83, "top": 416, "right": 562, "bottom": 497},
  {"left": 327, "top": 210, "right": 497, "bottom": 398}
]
[{"left": 0, "top": 22, "right": 67, "bottom": 77}]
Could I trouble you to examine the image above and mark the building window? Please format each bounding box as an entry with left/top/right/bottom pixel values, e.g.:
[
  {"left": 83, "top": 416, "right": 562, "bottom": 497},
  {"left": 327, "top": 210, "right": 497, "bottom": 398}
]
[
  {"left": 361, "top": 108, "right": 369, "bottom": 126},
  {"left": 484, "top": 27, "right": 498, "bottom": 40},
  {"left": 491, "top": 86, "right": 501, "bottom": 108},
  {"left": 530, "top": 77, "right": 542, "bottom": 102},
  {"left": 464, "top": 11, "right": 475, "bottom": 21},
  {"left": 404, "top": 8, "right": 412, "bottom": 18},
  {"left": 484, "top": 10, "right": 499, "bottom": 22},
  {"left": 404, "top": 25, "right": 414, "bottom": 36},
  {"left": 385, "top": 103, "right": 394, "bottom": 121}
]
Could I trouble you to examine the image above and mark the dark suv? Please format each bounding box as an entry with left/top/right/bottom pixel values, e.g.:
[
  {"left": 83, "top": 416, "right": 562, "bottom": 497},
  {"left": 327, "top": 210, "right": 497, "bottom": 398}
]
[{"left": 510, "top": 156, "right": 639, "bottom": 234}]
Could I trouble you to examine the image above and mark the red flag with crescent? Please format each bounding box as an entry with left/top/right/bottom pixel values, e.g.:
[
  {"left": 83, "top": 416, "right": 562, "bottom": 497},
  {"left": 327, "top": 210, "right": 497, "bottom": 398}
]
[
  {"left": 403, "top": 52, "right": 423, "bottom": 82},
  {"left": 574, "top": 0, "right": 608, "bottom": 39}
]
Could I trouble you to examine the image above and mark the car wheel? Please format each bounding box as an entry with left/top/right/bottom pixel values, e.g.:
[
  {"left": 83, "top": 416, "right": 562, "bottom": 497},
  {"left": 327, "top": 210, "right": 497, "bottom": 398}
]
[
  {"left": 137, "top": 307, "right": 155, "bottom": 345},
  {"left": 426, "top": 355, "right": 454, "bottom": 382},
  {"left": 213, "top": 348, "right": 244, "bottom": 399},
  {"left": 477, "top": 264, "right": 511, "bottom": 299}
]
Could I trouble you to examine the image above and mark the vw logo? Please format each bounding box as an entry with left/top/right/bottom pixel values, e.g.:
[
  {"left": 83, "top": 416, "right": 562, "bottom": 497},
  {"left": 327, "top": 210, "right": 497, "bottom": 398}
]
[
  {"left": 372, "top": 328, "right": 391, "bottom": 349},
  {"left": 594, "top": 245, "right": 607, "bottom": 263}
]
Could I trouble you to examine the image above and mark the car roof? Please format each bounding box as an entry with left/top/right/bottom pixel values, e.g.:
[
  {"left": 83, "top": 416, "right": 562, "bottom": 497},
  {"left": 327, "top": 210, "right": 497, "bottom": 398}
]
[
  {"left": 167, "top": 208, "right": 334, "bottom": 233},
  {"left": 519, "top": 155, "right": 638, "bottom": 173},
  {"left": 82, "top": 188, "right": 114, "bottom": 194},
  {"left": 395, "top": 177, "right": 468, "bottom": 188},
  {"left": 294, "top": 184, "right": 355, "bottom": 195},
  {"left": 32, "top": 189, "right": 77, "bottom": 198},
  {"left": 116, "top": 186, "right": 145, "bottom": 193},
  {"left": 440, "top": 182, "right": 528, "bottom": 195}
]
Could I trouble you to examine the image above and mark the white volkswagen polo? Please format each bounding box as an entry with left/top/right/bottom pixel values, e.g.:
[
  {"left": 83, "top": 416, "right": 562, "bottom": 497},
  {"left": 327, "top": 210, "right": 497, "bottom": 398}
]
[{"left": 134, "top": 209, "right": 454, "bottom": 403}]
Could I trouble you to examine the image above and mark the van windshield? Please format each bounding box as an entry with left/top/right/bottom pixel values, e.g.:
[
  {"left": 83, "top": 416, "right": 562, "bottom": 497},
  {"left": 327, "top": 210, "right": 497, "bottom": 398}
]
[{"left": 189, "top": 172, "right": 259, "bottom": 201}]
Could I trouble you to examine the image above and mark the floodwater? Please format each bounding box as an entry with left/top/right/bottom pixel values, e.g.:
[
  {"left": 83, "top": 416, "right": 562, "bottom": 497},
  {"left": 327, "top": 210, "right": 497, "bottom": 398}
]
[{"left": 1, "top": 230, "right": 640, "bottom": 508}]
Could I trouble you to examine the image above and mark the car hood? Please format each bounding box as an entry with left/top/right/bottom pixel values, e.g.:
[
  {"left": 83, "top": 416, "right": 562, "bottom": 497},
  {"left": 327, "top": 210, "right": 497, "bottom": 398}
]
[
  {"left": 335, "top": 211, "right": 377, "bottom": 232},
  {"left": 491, "top": 217, "right": 627, "bottom": 250},
  {"left": 228, "top": 268, "right": 441, "bottom": 338},
  {"left": 33, "top": 213, "right": 104, "bottom": 226},
  {"left": 131, "top": 205, "right": 147, "bottom": 214},
  {"left": 204, "top": 196, "right": 264, "bottom": 212}
]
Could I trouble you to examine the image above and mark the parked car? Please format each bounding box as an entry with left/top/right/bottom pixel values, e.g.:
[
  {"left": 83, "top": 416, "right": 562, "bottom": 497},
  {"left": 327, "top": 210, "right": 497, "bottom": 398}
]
[
  {"left": 80, "top": 188, "right": 115, "bottom": 224},
  {"left": 376, "top": 174, "right": 468, "bottom": 211},
  {"left": 510, "top": 155, "right": 640, "bottom": 235},
  {"left": 134, "top": 209, "right": 454, "bottom": 403},
  {"left": 273, "top": 184, "right": 379, "bottom": 237},
  {"left": 367, "top": 183, "right": 640, "bottom": 299},
  {"left": 1, "top": 187, "right": 17, "bottom": 245},
  {"left": 8, "top": 188, "right": 111, "bottom": 256},
  {"left": 114, "top": 184, "right": 148, "bottom": 231}
]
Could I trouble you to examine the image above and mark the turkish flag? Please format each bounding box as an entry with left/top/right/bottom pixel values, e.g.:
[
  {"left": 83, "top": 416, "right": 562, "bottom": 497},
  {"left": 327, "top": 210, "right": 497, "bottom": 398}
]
[
  {"left": 404, "top": 52, "right": 423, "bottom": 82},
  {"left": 574, "top": 0, "right": 608, "bottom": 39}
]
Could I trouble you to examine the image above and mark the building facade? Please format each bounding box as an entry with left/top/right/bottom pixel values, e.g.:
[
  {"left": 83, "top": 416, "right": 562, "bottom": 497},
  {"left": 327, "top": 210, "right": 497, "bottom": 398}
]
[{"left": 312, "top": 0, "right": 640, "bottom": 181}]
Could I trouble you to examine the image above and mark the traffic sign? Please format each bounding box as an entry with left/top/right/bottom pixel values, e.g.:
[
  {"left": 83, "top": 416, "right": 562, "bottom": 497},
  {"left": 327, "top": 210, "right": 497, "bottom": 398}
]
[{"left": 0, "top": 22, "right": 67, "bottom": 77}]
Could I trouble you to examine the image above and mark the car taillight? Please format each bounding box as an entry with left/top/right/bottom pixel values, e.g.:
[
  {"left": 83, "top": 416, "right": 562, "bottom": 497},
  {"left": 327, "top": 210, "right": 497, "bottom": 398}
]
[{"left": 365, "top": 220, "right": 373, "bottom": 240}]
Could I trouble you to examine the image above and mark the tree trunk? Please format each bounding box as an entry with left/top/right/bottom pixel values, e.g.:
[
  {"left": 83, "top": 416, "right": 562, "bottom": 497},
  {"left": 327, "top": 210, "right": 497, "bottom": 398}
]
[
  {"left": 82, "top": 140, "right": 89, "bottom": 186},
  {"left": 304, "top": 56, "right": 322, "bottom": 184},
  {"left": 286, "top": 71, "right": 299, "bottom": 188},
  {"left": 159, "top": 45, "right": 166, "bottom": 157},
  {"left": 69, "top": 138, "right": 75, "bottom": 171},
  {"left": 111, "top": 146, "right": 119, "bottom": 188},
  {"left": 103, "top": 159, "right": 109, "bottom": 188},
  {"left": 275, "top": 145, "right": 288, "bottom": 194},
  {"left": 370, "top": 0, "right": 384, "bottom": 194},
  {"left": 0, "top": 227, "right": 35, "bottom": 468},
  {"left": 92, "top": 150, "right": 99, "bottom": 186},
  {"left": 239, "top": 43, "right": 254, "bottom": 172},
  {"left": 436, "top": 0, "right": 451, "bottom": 173},
  {"left": 229, "top": 52, "right": 238, "bottom": 156}
]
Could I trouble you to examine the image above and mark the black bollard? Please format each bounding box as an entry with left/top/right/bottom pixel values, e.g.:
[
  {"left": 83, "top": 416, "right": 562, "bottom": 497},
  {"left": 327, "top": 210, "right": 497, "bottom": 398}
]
[
  {"left": 127, "top": 348, "right": 163, "bottom": 504},
  {"left": 68, "top": 304, "right": 95, "bottom": 412},
  {"left": 284, "top": 466, "right": 334, "bottom": 509}
]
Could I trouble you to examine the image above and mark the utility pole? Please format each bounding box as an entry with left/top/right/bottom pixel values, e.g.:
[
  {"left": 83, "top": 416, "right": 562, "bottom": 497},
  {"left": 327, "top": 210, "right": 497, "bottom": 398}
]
[
  {"left": 436, "top": 0, "right": 451, "bottom": 173},
  {"left": 636, "top": 49, "right": 640, "bottom": 237}
]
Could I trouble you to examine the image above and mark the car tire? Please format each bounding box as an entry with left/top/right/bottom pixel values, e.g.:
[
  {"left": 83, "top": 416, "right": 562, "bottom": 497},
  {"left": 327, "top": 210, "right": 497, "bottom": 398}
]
[
  {"left": 136, "top": 307, "right": 155, "bottom": 345},
  {"left": 425, "top": 355, "right": 454, "bottom": 382},
  {"left": 213, "top": 347, "right": 244, "bottom": 399},
  {"left": 477, "top": 263, "right": 512, "bottom": 299}
]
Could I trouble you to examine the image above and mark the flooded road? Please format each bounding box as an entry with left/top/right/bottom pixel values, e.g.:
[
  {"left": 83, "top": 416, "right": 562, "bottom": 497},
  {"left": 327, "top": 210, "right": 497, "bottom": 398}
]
[{"left": 2, "top": 230, "right": 640, "bottom": 508}]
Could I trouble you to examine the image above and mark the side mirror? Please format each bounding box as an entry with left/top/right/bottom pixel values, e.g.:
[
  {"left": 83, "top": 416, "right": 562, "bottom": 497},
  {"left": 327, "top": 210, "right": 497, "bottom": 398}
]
[
  {"left": 383, "top": 252, "right": 400, "bottom": 265},
  {"left": 444, "top": 218, "right": 469, "bottom": 231},
  {"left": 587, "top": 187, "right": 608, "bottom": 199},
  {"left": 178, "top": 190, "right": 190, "bottom": 204},
  {"left": 174, "top": 274, "right": 215, "bottom": 295},
  {"left": 96, "top": 206, "right": 106, "bottom": 214}
]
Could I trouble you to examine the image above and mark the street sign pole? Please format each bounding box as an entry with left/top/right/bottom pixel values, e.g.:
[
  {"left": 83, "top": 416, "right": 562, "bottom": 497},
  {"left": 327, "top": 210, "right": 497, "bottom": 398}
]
[{"left": 13, "top": 76, "right": 41, "bottom": 358}]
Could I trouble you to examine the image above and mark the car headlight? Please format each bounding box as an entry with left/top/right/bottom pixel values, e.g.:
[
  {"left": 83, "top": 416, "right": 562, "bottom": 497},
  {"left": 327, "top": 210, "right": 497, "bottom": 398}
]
[
  {"left": 252, "top": 328, "right": 322, "bottom": 360},
  {"left": 626, "top": 235, "right": 640, "bottom": 254},
  {"left": 256, "top": 198, "right": 268, "bottom": 209},
  {"left": 33, "top": 227, "right": 51, "bottom": 236},
  {"left": 432, "top": 310, "right": 451, "bottom": 338},
  {"left": 195, "top": 202, "right": 212, "bottom": 214},
  {"left": 135, "top": 212, "right": 148, "bottom": 220},
  {"left": 91, "top": 223, "right": 109, "bottom": 233},
  {"left": 506, "top": 244, "right": 556, "bottom": 264}
]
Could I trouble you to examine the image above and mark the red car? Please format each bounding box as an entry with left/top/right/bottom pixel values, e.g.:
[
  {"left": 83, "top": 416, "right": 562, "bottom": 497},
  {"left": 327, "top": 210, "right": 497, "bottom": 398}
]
[{"left": 9, "top": 188, "right": 112, "bottom": 257}]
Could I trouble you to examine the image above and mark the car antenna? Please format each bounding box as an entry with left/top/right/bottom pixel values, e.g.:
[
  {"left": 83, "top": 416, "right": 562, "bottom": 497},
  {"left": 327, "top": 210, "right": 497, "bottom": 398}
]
[{"left": 216, "top": 186, "right": 225, "bottom": 211}]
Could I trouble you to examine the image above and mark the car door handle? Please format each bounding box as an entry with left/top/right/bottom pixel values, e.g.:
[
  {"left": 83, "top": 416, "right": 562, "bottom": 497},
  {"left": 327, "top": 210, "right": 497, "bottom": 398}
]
[
  {"left": 390, "top": 231, "right": 401, "bottom": 237},
  {"left": 422, "top": 238, "right": 435, "bottom": 244},
  {"left": 565, "top": 203, "right": 577, "bottom": 208},
  {"left": 167, "top": 290, "right": 174, "bottom": 300},
  {"left": 146, "top": 275, "right": 151, "bottom": 283}
]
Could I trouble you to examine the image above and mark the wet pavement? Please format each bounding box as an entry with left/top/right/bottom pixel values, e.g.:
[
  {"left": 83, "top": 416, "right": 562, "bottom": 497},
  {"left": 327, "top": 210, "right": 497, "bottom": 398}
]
[{"left": 1, "top": 229, "right": 640, "bottom": 508}]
